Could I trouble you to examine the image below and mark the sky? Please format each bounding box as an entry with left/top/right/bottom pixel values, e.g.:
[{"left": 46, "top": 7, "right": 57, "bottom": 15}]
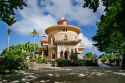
[{"left": 0, "top": 0, "right": 104, "bottom": 55}]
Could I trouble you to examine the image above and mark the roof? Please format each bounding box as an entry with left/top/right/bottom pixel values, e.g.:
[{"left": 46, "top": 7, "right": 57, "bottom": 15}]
[
  {"left": 45, "top": 18, "right": 80, "bottom": 34},
  {"left": 45, "top": 25, "right": 80, "bottom": 34},
  {"left": 41, "top": 38, "right": 48, "bottom": 43}
]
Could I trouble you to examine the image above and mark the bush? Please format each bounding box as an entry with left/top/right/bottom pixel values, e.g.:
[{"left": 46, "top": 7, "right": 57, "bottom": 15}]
[
  {"left": 85, "top": 60, "right": 97, "bottom": 66},
  {"left": 56, "top": 59, "right": 70, "bottom": 67},
  {"left": 77, "top": 60, "right": 85, "bottom": 66},
  {"left": 5, "top": 57, "right": 27, "bottom": 70},
  {"left": 36, "top": 56, "right": 46, "bottom": 63},
  {"left": 0, "top": 56, "right": 28, "bottom": 74},
  {"left": 56, "top": 59, "right": 86, "bottom": 66},
  {"left": 70, "top": 60, "right": 85, "bottom": 66},
  {"left": 0, "top": 43, "right": 39, "bottom": 73}
]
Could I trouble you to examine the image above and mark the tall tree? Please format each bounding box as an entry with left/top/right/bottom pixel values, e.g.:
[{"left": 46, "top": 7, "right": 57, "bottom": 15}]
[
  {"left": 83, "top": 0, "right": 99, "bottom": 12},
  {"left": 7, "top": 27, "right": 11, "bottom": 51},
  {"left": 0, "top": 0, "right": 27, "bottom": 25},
  {"left": 84, "top": 0, "right": 125, "bottom": 52},
  {"left": 83, "top": 0, "right": 125, "bottom": 68},
  {"left": 0, "top": 0, "right": 27, "bottom": 52}
]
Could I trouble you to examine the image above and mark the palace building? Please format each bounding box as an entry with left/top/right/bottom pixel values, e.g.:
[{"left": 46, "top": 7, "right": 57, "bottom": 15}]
[{"left": 39, "top": 18, "right": 84, "bottom": 61}]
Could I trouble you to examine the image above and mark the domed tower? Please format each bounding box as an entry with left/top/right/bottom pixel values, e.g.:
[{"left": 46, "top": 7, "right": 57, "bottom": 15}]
[{"left": 45, "top": 18, "right": 83, "bottom": 61}]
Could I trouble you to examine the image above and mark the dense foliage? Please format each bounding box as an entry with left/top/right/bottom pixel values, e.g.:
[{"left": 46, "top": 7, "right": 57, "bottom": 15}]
[
  {"left": 83, "top": 0, "right": 99, "bottom": 12},
  {"left": 85, "top": 52, "right": 94, "bottom": 60},
  {"left": 56, "top": 52, "right": 97, "bottom": 67},
  {"left": 0, "top": 0, "right": 27, "bottom": 25},
  {"left": 99, "top": 53, "right": 120, "bottom": 66},
  {"left": 1, "top": 42, "right": 38, "bottom": 56},
  {"left": 0, "top": 43, "right": 38, "bottom": 73},
  {"left": 35, "top": 56, "right": 46, "bottom": 63},
  {"left": 84, "top": 52, "right": 97, "bottom": 66},
  {"left": 84, "top": 0, "right": 125, "bottom": 55}
]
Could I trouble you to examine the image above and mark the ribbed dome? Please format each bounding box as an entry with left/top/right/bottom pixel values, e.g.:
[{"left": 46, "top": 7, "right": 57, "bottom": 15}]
[{"left": 45, "top": 17, "right": 80, "bottom": 34}]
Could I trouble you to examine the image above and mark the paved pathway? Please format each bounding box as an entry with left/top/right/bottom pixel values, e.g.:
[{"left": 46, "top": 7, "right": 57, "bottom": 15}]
[{"left": 0, "top": 64, "right": 125, "bottom": 83}]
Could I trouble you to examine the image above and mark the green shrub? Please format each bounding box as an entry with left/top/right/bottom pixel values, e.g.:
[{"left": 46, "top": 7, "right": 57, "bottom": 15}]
[
  {"left": 0, "top": 43, "right": 38, "bottom": 73},
  {"left": 0, "top": 55, "right": 28, "bottom": 73},
  {"left": 85, "top": 60, "right": 97, "bottom": 66},
  {"left": 70, "top": 60, "right": 85, "bottom": 66},
  {"left": 77, "top": 60, "right": 85, "bottom": 66},
  {"left": 36, "top": 56, "right": 46, "bottom": 63},
  {"left": 56, "top": 59, "right": 70, "bottom": 67},
  {"left": 56, "top": 59, "right": 85, "bottom": 66}
]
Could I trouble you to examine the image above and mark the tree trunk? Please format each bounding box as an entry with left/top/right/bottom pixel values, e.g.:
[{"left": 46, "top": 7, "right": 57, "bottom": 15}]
[{"left": 7, "top": 35, "right": 10, "bottom": 51}]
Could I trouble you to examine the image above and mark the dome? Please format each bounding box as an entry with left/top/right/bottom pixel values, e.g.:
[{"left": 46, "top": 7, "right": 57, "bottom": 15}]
[
  {"left": 57, "top": 17, "right": 68, "bottom": 25},
  {"left": 45, "top": 17, "right": 80, "bottom": 34}
]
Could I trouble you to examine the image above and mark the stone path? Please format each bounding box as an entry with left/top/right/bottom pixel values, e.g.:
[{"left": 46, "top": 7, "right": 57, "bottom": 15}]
[{"left": 0, "top": 65, "right": 125, "bottom": 83}]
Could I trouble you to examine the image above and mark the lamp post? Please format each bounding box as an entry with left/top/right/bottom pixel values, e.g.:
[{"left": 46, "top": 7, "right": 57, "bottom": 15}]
[{"left": 31, "top": 29, "right": 38, "bottom": 57}]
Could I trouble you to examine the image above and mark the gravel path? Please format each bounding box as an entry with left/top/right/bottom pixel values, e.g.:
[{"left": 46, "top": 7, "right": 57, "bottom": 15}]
[{"left": 0, "top": 66, "right": 125, "bottom": 83}]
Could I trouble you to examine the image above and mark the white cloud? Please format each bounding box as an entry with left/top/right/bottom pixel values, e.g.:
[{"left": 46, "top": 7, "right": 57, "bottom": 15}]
[
  {"left": 42, "top": 0, "right": 98, "bottom": 26},
  {"left": 78, "top": 33, "right": 94, "bottom": 48},
  {"left": 78, "top": 33, "right": 102, "bottom": 56},
  {"left": 12, "top": 0, "right": 104, "bottom": 35},
  {"left": 12, "top": 0, "right": 57, "bottom": 35},
  {"left": 13, "top": 15, "right": 56, "bottom": 35}
]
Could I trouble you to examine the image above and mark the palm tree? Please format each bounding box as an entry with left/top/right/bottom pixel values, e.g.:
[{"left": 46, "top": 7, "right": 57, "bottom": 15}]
[
  {"left": 7, "top": 28, "right": 11, "bottom": 51},
  {"left": 7, "top": 16, "right": 16, "bottom": 51}
]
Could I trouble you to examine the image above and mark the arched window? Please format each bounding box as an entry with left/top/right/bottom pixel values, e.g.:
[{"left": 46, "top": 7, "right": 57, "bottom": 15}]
[{"left": 60, "top": 51, "right": 63, "bottom": 58}]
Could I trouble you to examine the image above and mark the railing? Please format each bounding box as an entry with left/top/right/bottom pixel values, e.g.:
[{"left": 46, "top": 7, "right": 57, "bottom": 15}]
[{"left": 54, "top": 39, "right": 81, "bottom": 45}]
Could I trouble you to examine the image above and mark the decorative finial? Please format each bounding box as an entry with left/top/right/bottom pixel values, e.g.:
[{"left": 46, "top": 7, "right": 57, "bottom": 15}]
[
  {"left": 57, "top": 17, "right": 68, "bottom": 25},
  {"left": 60, "top": 17, "right": 65, "bottom": 20}
]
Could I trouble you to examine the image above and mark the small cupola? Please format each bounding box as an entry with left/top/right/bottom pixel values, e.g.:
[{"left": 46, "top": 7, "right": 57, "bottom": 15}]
[{"left": 57, "top": 17, "right": 68, "bottom": 25}]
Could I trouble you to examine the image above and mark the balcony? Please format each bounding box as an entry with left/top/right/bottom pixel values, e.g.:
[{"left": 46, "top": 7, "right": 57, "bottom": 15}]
[{"left": 54, "top": 39, "right": 81, "bottom": 45}]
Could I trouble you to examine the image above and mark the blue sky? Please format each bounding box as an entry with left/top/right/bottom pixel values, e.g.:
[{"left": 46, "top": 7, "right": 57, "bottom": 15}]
[{"left": 0, "top": 0, "right": 104, "bottom": 55}]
